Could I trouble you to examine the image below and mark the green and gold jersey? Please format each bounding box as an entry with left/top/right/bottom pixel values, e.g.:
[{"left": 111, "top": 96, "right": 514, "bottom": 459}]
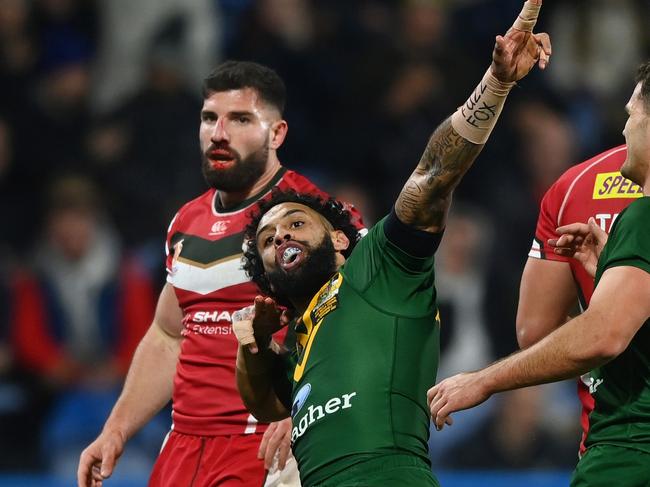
[
  {"left": 586, "top": 196, "right": 650, "bottom": 454},
  {"left": 289, "top": 216, "right": 441, "bottom": 486}
]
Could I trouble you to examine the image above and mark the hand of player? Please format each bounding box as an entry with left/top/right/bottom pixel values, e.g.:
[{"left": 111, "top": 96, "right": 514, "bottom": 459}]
[
  {"left": 548, "top": 217, "right": 607, "bottom": 278},
  {"left": 232, "top": 296, "right": 293, "bottom": 354},
  {"left": 427, "top": 371, "right": 491, "bottom": 431},
  {"left": 258, "top": 417, "right": 293, "bottom": 470},
  {"left": 77, "top": 429, "right": 126, "bottom": 487},
  {"left": 491, "top": 0, "right": 551, "bottom": 83}
]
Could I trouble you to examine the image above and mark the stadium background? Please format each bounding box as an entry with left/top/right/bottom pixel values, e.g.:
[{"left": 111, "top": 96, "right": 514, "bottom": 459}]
[{"left": 0, "top": 0, "right": 647, "bottom": 485}]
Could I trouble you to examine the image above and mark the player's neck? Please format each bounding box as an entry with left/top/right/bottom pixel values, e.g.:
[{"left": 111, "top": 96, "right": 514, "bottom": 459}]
[
  {"left": 218, "top": 157, "right": 282, "bottom": 209},
  {"left": 291, "top": 265, "right": 345, "bottom": 315},
  {"left": 292, "top": 299, "right": 310, "bottom": 316}
]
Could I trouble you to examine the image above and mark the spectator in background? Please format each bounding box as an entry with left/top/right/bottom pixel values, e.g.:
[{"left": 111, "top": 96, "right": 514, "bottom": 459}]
[
  {"left": 442, "top": 387, "right": 577, "bottom": 470},
  {"left": 328, "top": 181, "right": 378, "bottom": 227},
  {"left": 435, "top": 204, "right": 493, "bottom": 381},
  {"left": 0, "top": 116, "right": 20, "bottom": 251},
  {"left": 340, "top": 0, "right": 463, "bottom": 213},
  {"left": 0, "top": 0, "right": 39, "bottom": 116},
  {"left": 229, "top": 0, "right": 337, "bottom": 171},
  {"left": 429, "top": 203, "right": 495, "bottom": 464},
  {"left": 0, "top": 0, "right": 41, "bottom": 253},
  {"left": 88, "top": 18, "right": 205, "bottom": 255},
  {"left": 483, "top": 95, "right": 577, "bottom": 359},
  {"left": 33, "top": 0, "right": 99, "bottom": 63},
  {"left": 4, "top": 35, "right": 97, "bottom": 250},
  {"left": 11, "top": 175, "right": 156, "bottom": 474},
  {"left": 0, "top": 248, "right": 50, "bottom": 471},
  {"left": 92, "top": 0, "right": 221, "bottom": 112},
  {"left": 545, "top": 0, "right": 646, "bottom": 152}
]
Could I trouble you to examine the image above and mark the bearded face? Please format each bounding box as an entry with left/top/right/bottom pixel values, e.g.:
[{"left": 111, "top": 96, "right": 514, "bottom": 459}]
[
  {"left": 199, "top": 88, "right": 280, "bottom": 193},
  {"left": 265, "top": 233, "right": 338, "bottom": 305},
  {"left": 201, "top": 140, "right": 269, "bottom": 192}
]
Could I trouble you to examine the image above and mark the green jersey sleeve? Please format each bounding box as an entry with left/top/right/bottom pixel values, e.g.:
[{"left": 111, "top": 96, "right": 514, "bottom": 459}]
[
  {"left": 340, "top": 215, "right": 438, "bottom": 316},
  {"left": 597, "top": 197, "right": 650, "bottom": 282}
]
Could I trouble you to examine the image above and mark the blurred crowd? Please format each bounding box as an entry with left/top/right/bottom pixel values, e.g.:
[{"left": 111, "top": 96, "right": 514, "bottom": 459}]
[{"left": 0, "top": 0, "right": 649, "bottom": 478}]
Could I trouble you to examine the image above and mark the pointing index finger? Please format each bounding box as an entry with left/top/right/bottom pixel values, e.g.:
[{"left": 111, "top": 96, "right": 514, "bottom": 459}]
[{"left": 511, "top": 0, "right": 542, "bottom": 33}]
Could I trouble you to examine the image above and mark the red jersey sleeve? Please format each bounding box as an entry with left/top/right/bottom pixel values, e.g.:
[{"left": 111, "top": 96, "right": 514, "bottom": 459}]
[{"left": 528, "top": 178, "right": 570, "bottom": 262}]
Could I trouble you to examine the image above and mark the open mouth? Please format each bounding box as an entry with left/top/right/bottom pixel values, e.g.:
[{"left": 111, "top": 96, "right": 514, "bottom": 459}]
[{"left": 276, "top": 243, "right": 305, "bottom": 271}]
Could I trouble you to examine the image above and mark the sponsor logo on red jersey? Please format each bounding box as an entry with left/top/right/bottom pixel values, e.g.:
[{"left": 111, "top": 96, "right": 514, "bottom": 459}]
[{"left": 592, "top": 171, "right": 643, "bottom": 199}]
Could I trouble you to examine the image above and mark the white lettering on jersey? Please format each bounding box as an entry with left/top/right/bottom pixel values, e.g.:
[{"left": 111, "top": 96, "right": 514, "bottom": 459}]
[
  {"left": 193, "top": 311, "right": 233, "bottom": 322},
  {"left": 594, "top": 213, "right": 620, "bottom": 233},
  {"left": 291, "top": 390, "right": 357, "bottom": 443},
  {"left": 184, "top": 324, "right": 233, "bottom": 336}
]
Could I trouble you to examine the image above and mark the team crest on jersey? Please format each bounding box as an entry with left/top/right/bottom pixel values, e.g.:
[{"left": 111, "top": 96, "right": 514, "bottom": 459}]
[
  {"left": 310, "top": 273, "right": 342, "bottom": 323},
  {"left": 170, "top": 238, "right": 184, "bottom": 276},
  {"left": 292, "top": 383, "right": 311, "bottom": 417},
  {"left": 209, "top": 220, "right": 230, "bottom": 236},
  {"left": 580, "top": 372, "right": 604, "bottom": 394}
]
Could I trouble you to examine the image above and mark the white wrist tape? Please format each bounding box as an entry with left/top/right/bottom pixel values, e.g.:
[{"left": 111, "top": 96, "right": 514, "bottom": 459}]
[
  {"left": 450, "top": 69, "right": 515, "bottom": 145},
  {"left": 512, "top": 0, "right": 541, "bottom": 33}
]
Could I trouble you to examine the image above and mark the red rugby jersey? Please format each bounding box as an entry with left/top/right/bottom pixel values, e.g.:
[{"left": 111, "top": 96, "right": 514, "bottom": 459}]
[
  {"left": 528, "top": 145, "right": 642, "bottom": 454},
  {"left": 165, "top": 167, "right": 364, "bottom": 436}
]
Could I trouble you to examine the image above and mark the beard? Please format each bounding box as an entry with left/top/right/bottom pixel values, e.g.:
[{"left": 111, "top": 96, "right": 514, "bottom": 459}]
[
  {"left": 266, "top": 234, "right": 338, "bottom": 307},
  {"left": 201, "top": 141, "right": 269, "bottom": 192}
]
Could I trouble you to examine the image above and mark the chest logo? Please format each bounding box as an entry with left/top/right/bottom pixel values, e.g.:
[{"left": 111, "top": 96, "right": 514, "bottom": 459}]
[
  {"left": 209, "top": 220, "right": 230, "bottom": 236},
  {"left": 292, "top": 383, "right": 312, "bottom": 417},
  {"left": 170, "top": 238, "right": 184, "bottom": 276},
  {"left": 310, "top": 273, "right": 342, "bottom": 323},
  {"left": 293, "top": 274, "right": 343, "bottom": 382}
]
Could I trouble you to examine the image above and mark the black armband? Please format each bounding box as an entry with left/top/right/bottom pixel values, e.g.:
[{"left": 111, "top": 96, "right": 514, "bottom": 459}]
[{"left": 383, "top": 208, "right": 444, "bottom": 257}]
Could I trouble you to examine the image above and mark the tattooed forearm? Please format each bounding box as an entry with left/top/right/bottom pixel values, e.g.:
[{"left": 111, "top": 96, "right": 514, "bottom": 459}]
[{"left": 395, "top": 117, "right": 484, "bottom": 232}]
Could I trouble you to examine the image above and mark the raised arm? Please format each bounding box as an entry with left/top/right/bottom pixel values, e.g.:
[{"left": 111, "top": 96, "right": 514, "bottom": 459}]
[{"left": 396, "top": 0, "right": 550, "bottom": 233}]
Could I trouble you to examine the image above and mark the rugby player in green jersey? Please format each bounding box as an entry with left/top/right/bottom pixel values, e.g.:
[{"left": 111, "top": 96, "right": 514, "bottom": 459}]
[
  {"left": 429, "top": 62, "right": 650, "bottom": 486},
  {"left": 232, "top": 2, "right": 550, "bottom": 486}
]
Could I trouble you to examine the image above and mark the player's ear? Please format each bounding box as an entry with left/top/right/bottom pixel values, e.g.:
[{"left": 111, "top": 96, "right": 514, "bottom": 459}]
[
  {"left": 331, "top": 230, "right": 350, "bottom": 253},
  {"left": 269, "top": 120, "right": 288, "bottom": 150}
]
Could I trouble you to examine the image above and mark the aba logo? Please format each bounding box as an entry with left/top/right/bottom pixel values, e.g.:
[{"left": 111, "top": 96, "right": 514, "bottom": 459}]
[{"left": 292, "top": 383, "right": 311, "bottom": 417}]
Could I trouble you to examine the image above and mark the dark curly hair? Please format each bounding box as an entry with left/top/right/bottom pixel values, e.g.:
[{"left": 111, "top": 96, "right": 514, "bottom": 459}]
[{"left": 242, "top": 188, "right": 360, "bottom": 298}]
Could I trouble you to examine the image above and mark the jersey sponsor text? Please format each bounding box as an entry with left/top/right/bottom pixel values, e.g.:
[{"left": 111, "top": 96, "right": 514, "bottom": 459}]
[
  {"left": 291, "top": 391, "right": 357, "bottom": 443},
  {"left": 592, "top": 172, "right": 643, "bottom": 200}
]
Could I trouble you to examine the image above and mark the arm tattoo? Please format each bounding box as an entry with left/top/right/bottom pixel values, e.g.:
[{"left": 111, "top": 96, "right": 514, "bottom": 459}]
[{"left": 395, "top": 117, "right": 483, "bottom": 232}]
